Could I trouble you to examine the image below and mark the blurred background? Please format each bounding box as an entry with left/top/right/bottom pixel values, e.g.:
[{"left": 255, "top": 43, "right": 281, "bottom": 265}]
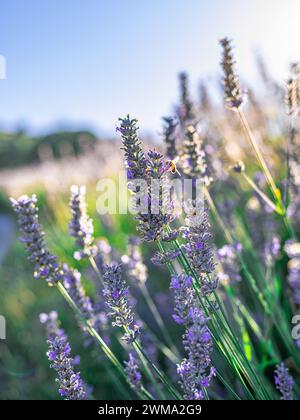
[{"left": 0, "top": 0, "right": 299, "bottom": 399}]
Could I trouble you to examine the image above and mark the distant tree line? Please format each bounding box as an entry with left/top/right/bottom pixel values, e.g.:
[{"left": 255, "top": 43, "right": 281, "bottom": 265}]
[{"left": 0, "top": 130, "right": 98, "bottom": 169}]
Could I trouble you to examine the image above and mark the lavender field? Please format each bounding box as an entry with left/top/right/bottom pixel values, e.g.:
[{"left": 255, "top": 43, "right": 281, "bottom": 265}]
[{"left": 1, "top": 1, "right": 300, "bottom": 402}]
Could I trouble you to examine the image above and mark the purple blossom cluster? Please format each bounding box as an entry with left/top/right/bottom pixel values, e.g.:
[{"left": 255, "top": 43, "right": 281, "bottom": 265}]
[
  {"left": 40, "top": 312, "right": 86, "bottom": 400},
  {"left": 217, "top": 243, "right": 242, "bottom": 286},
  {"left": 69, "top": 185, "right": 96, "bottom": 260},
  {"left": 124, "top": 353, "right": 142, "bottom": 394},
  {"left": 47, "top": 335, "right": 86, "bottom": 400},
  {"left": 274, "top": 363, "right": 294, "bottom": 400},
  {"left": 135, "top": 150, "right": 174, "bottom": 242},
  {"left": 39, "top": 311, "right": 65, "bottom": 340},
  {"left": 288, "top": 195, "right": 300, "bottom": 236},
  {"left": 118, "top": 116, "right": 175, "bottom": 242},
  {"left": 102, "top": 264, "right": 135, "bottom": 330},
  {"left": 177, "top": 72, "right": 196, "bottom": 126},
  {"left": 284, "top": 241, "right": 300, "bottom": 309},
  {"left": 161, "top": 230, "right": 179, "bottom": 242},
  {"left": 182, "top": 203, "right": 218, "bottom": 296},
  {"left": 220, "top": 38, "right": 244, "bottom": 110},
  {"left": 11, "top": 195, "right": 63, "bottom": 285},
  {"left": 264, "top": 235, "right": 280, "bottom": 267},
  {"left": 170, "top": 273, "right": 216, "bottom": 399},
  {"left": 162, "top": 116, "right": 178, "bottom": 160},
  {"left": 117, "top": 115, "right": 148, "bottom": 183},
  {"left": 63, "top": 265, "right": 95, "bottom": 323},
  {"left": 181, "top": 125, "right": 207, "bottom": 179},
  {"left": 122, "top": 236, "right": 148, "bottom": 285}
]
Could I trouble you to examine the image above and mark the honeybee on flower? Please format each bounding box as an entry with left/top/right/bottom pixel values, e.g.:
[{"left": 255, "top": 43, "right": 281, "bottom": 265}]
[{"left": 165, "top": 156, "right": 181, "bottom": 176}]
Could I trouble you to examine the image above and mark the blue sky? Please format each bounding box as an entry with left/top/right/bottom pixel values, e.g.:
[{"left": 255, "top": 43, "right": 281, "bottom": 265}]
[{"left": 0, "top": 0, "right": 299, "bottom": 136}]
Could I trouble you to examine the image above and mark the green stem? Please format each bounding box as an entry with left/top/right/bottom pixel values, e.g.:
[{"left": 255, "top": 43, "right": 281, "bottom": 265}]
[
  {"left": 139, "top": 282, "right": 180, "bottom": 358},
  {"left": 56, "top": 282, "right": 154, "bottom": 400}
]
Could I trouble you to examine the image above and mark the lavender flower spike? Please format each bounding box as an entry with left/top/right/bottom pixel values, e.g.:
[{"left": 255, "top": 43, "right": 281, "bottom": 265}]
[
  {"left": 220, "top": 38, "right": 244, "bottom": 110},
  {"left": 177, "top": 72, "right": 195, "bottom": 126},
  {"left": 274, "top": 363, "right": 294, "bottom": 400},
  {"left": 170, "top": 274, "right": 216, "bottom": 399},
  {"left": 47, "top": 336, "right": 86, "bottom": 400},
  {"left": 117, "top": 117, "right": 175, "bottom": 242},
  {"left": 103, "top": 264, "right": 134, "bottom": 329},
  {"left": 284, "top": 241, "right": 300, "bottom": 312},
  {"left": 39, "top": 311, "right": 65, "bottom": 340},
  {"left": 162, "top": 116, "right": 178, "bottom": 160},
  {"left": 181, "top": 125, "right": 207, "bottom": 179},
  {"left": 124, "top": 353, "right": 142, "bottom": 394},
  {"left": 122, "top": 236, "right": 148, "bottom": 285},
  {"left": 40, "top": 312, "right": 86, "bottom": 400},
  {"left": 135, "top": 150, "right": 175, "bottom": 242},
  {"left": 63, "top": 265, "right": 95, "bottom": 323},
  {"left": 182, "top": 202, "right": 218, "bottom": 297},
  {"left": 11, "top": 194, "right": 63, "bottom": 285},
  {"left": 69, "top": 185, "right": 97, "bottom": 260},
  {"left": 178, "top": 316, "right": 216, "bottom": 400},
  {"left": 217, "top": 243, "right": 242, "bottom": 286},
  {"left": 118, "top": 115, "right": 148, "bottom": 183}
]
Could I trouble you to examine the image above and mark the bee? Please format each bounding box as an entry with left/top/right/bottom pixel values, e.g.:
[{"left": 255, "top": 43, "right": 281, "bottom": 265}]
[{"left": 166, "top": 156, "right": 181, "bottom": 176}]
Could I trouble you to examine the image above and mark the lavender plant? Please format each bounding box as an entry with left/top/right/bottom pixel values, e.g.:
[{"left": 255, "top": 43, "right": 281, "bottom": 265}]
[{"left": 10, "top": 38, "right": 300, "bottom": 402}]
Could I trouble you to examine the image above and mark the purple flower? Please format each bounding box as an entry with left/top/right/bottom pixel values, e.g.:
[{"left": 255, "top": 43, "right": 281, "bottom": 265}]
[
  {"left": 170, "top": 273, "right": 215, "bottom": 399},
  {"left": 172, "top": 314, "right": 184, "bottom": 325},
  {"left": 39, "top": 311, "right": 65, "bottom": 340},
  {"left": 47, "top": 335, "right": 86, "bottom": 400},
  {"left": 220, "top": 38, "right": 244, "bottom": 110},
  {"left": 264, "top": 236, "right": 280, "bottom": 267},
  {"left": 217, "top": 243, "right": 242, "bottom": 286},
  {"left": 177, "top": 72, "right": 195, "bottom": 126},
  {"left": 161, "top": 230, "right": 179, "bottom": 242},
  {"left": 121, "top": 236, "right": 148, "bottom": 285},
  {"left": 11, "top": 195, "right": 63, "bottom": 285},
  {"left": 103, "top": 264, "right": 135, "bottom": 329},
  {"left": 285, "top": 241, "right": 300, "bottom": 310},
  {"left": 40, "top": 312, "right": 87, "bottom": 400},
  {"left": 162, "top": 116, "right": 178, "bottom": 160},
  {"left": 181, "top": 125, "right": 210, "bottom": 182},
  {"left": 182, "top": 202, "right": 218, "bottom": 297},
  {"left": 63, "top": 265, "right": 95, "bottom": 324},
  {"left": 69, "top": 185, "right": 96, "bottom": 260},
  {"left": 135, "top": 150, "right": 175, "bottom": 242},
  {"left": 274, "top": 363, "right": 294, "bottom": 400},
  {"left": 124, "top": 353, "right": 142, "bottom": 393},
  {"left": 118, "top": 115, "right": 148, "bottom": 183},
  {"left": 118, "top": 117, "right": 175, "bottom": 242}
]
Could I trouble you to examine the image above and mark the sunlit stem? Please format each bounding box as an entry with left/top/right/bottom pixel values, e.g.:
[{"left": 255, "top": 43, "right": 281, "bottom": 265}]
[
  {"left": 237, "top": 108, "right": 281, "bottom": 206},
  {"left": 139, "top": 282, "right": 180, "bottom": 358},
  {"left": 241, "top": 172, "right": 282, "bottom": 215}
]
